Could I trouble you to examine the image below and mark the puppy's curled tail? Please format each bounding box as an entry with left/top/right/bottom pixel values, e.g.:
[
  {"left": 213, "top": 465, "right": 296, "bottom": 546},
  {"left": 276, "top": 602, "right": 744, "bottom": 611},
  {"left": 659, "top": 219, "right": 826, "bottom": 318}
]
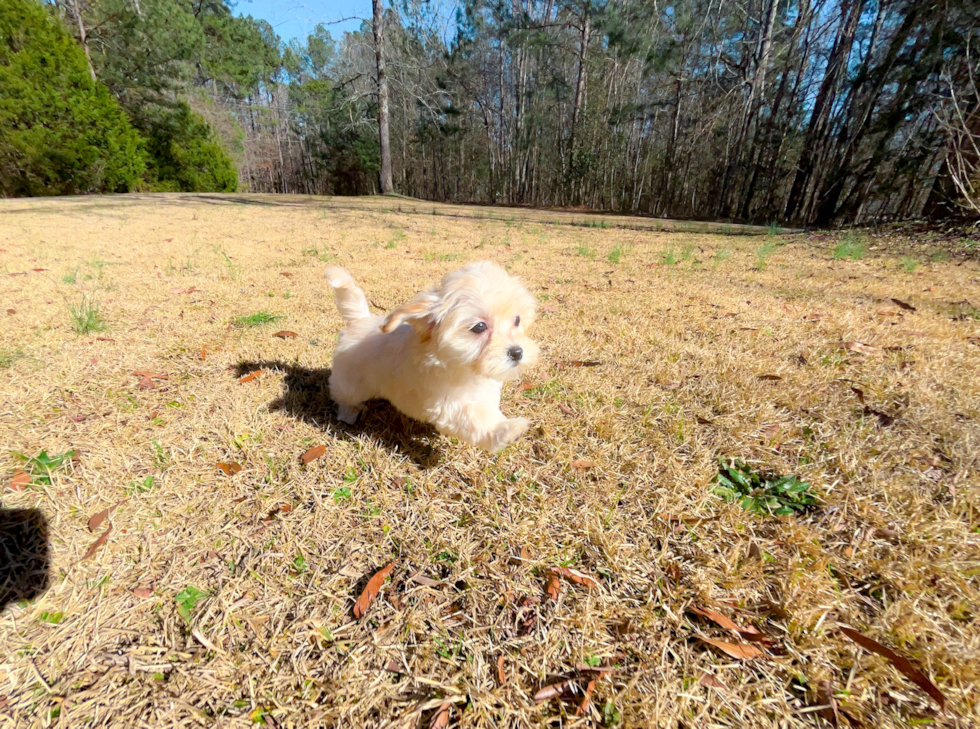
[{"left": 326, "top": 266, "right": 371, "bottom": 324}]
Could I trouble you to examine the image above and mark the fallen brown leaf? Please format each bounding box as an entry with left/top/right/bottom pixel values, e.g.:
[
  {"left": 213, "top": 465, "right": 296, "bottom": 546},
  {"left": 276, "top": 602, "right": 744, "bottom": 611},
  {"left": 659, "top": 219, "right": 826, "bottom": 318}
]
[
  {"left": 429, "top": 702, "right": 451, "bottom": 729},
  {"left": 238, "top": 369, "right": 267, "bottom": 383},
  {"left": 80, "top": 525, "right": 113, "bottom": 562},
  {"left": 557, "top": 403, "right": 578, "bottom": 416},
  {"left": 5, "top": 309, "right": 14, "bottom": 315},
  {"left": 891, "top": 298, "right": 916, "bottom": 311},
  {"left": 570, "top": 459, "right": 596, "bottom": 471},
  {"left": 841, "top": 341, "right": 880, "bottom": 355},
  {"left": 301, "top": 445, "right": 326, "bottom": 465},
  {"left": 863, "top": 406, "right": 895, "bottom": 427},
  {"left": 392, "top": 476, "right": 407, "bottom": 488},
  {"left": 273, "top": 330, "right": 298, "bottom": 339},
  {"left": 552, "top": 566, "right": 598, "bottom": 590},
  {"left": 261, "top": 503, "right": 293, "bottom": 522},
  {"left": 9, "top": 471, "right": 31, "bottom": 491},
  {"left": 576, "top": 678, "right": 597, "bottom": 716},
  {"left": 689, "top": 606, "right": 744, "bottom": 635},
  {"left": 558, "top": 360, "right": 602, "bottom": 368},
  {"left": 698, "top": 672, "right": 725, "bottom": 688},
  {"left": 280, "top": 272, "right": 292, "bottom": 278},
  {"left": 544, "top": 571, "right": 562, "bottom": 601},
  {"left": 200, "top": 346, "right": 208, "bottom": 360},
  {"left": 132, "top": 588, "right": 154, "bottom": 599},
  {"left": 88, "top": 500, "right": 126, "bottom": 532},
  {"left": 353, "top": 561, "right": 398, "bottom": 619},
  {"left": 132, "top": 370, "right": 169, "bottom": 380},
  {"left": 696, "top": 636, "right": 764, "bottom": 660},
  {"left": 217, "top": 462, "right": 243, "bottom": 476},
  {"left": 839, "top": 627, "right": 945, "bottom": 710},
  {"left": 534, "top": 680, "right": 574, "bottom": 702},
  {"left": 757, "top": 374, "right": 783, "bottom": 381},
  {"left": 137, "top": 375, "right": 155, "bottom": 390},
  {"left": 497, "top": 655, "right": 506, "bottom": 685}
]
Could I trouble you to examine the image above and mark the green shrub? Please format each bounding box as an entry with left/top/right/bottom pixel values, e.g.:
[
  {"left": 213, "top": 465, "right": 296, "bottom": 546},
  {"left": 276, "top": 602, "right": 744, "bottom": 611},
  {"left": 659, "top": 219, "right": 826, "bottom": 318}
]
[
  {"left": 136, "top": 103, "right": 238, "bottom": 192},
  {"left": 0, "top": 0, "right": 147, "bottom": 196}
]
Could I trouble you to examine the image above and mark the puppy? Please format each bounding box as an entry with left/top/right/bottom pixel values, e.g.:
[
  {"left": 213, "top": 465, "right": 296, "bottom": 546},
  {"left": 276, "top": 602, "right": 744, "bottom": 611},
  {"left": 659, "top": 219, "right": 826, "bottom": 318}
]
[{"left": 325, "top": 261, "right": 539, "bottom": 452}]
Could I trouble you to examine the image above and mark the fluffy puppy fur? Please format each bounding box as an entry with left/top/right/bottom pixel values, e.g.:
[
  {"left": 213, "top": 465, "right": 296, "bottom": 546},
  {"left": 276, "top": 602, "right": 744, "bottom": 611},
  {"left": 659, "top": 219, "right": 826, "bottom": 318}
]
[{"left": 325, "top": 261, "right": 539, "bottom": 452}]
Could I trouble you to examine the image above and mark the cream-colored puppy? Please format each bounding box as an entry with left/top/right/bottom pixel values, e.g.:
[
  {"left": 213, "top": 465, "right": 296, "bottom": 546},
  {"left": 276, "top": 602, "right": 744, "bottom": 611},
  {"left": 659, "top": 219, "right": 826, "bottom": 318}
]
[{"left": 325, "top": 261, "right": 539, "bottom": 452}]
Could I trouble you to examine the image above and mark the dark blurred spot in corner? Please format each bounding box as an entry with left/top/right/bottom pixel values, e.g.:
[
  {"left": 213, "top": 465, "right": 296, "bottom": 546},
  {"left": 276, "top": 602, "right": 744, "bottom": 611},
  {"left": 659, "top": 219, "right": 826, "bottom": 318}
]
[{"left": 0, "top": 508, "right": 50, "bottom": 613}]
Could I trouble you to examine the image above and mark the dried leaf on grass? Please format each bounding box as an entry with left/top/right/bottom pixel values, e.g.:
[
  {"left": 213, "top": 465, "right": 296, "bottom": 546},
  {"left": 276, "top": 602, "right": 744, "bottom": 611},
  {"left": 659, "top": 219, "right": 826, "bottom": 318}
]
[
  {"left": 534, "top": 680, "right": 575, "bottom": 702},
  {"left": 133, "top": 370, "right": 168, "bottom": 380},
  {"left": 696, "top": 636, "right": 764, "bottom": 660},
  {"left": 238, "top": 369, "right": 267, "bottom": 383},
  {"left": 496, "top": 655, "right": 506, "bottom": 684},
  {"left": 273, "top": 330, "right": 298, "bottom": 339},
  {"left": 570, "top": 460, "right": 596, "bottom": 471},
  {"left": 698, "top": 672, "right": 725, "bottom": 688},
  {"left": 217, "top": 462, "right": 243, "bottom": 476},
  {"left": 839, "top": 627, "right": 945, "bottom": 710},
  {"left": 557, "top": 403, "right": 578, "bottom": 416},
  {"left": 79, "top": 525, "right": 112, "bottom": 562},
  {"left": 891, "top": 298, "right": 916, "bottom": 311},
  {"left": 688, "top": 605, "right": 744, "bottom": 635},
  {"left": 544, "top": 571, "right": 562, "bottom": 601},
  {"left": 429, "top": 702, "right": 451, "bottom": 729},
  {"left": 557, "top": 360, "right": 602, "bottom": 368},
  {"left": 132, "top": 588, "right": 154, "bottom": 599},
  {"left": 863, "top": 406, "right": 895, "bottom": 427},
  {"left": 261, "top": 503, "right": 293, "bottom": 522},
  {"left": 137, "top": 375, "right": 155, "bottom": 389},
  {"left": 353, "top": 561, "right": 398, "bottom": 619},
  {"left": 9, "top": 471, "right": 30, "bottom": 491},
  {"left": 841, "top": 341, "right": 880, "bottom": 355},
  {"left": 552, "top": 566, "right": 597, "bottom": 590},
  {"left": 88, "top": 500, "right": 126, "bottom": 532},
  {"left": 301, "top": 445, "right": 326, "bottom": 465},
  {"left": 757, "top": 374, "right": 783, "bottom": 381},
  {"left": 576, "top": 678, "right": 597, "bottom": 716}
]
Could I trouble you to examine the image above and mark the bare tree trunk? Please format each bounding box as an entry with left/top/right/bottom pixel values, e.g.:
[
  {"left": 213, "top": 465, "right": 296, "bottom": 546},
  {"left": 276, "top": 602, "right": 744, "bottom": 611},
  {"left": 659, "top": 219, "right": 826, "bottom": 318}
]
[
  {"left": 372, "top": 0, "right": 394, "bottom": 195},
  {"left": 68, "top": 0, "right": 96, "bottom": 81},
  {"left": 568, "top": 5, "right": 591, "bottom": 200}
]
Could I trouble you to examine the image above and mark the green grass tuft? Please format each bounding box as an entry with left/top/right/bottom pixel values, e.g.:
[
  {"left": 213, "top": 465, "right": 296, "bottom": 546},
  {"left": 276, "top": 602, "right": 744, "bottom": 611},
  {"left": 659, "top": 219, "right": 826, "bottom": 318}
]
[
  {"left": 900, "top": 256, "right": 918, "bottom": 273},
  {"left": 233, "top": 311, "right": 283, "bottom": 328},
  {"left": 755, "top": 240, "right": 777, "bottom": 270},
  {"left": 607, "top": 243, "right": 632, "bottom": 263},
  {"left": 69, "top": 294, "right": 106, "bottom": 334},
  {"left": 833, "top": 235, "right": 866, "bottom": 260},
  {"left": 0, "top": 348, "right": 25, "bottom": 369}
]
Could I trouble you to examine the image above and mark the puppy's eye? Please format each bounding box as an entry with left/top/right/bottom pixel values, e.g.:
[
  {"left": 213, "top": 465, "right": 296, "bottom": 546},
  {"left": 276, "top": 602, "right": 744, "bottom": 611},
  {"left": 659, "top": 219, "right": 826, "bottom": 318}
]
[
  {"left": 470, "top": 322, "right": 488, "bottom": 334},
  {"left": 514, "top": 316, "right": 521, "bottom": 327}
]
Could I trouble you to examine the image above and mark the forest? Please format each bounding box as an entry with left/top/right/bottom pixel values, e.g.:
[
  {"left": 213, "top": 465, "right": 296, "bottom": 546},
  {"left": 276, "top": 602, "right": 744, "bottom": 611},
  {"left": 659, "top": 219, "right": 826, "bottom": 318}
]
[{"left": 2, "top": 0, "right": 979, "bottom": 225}]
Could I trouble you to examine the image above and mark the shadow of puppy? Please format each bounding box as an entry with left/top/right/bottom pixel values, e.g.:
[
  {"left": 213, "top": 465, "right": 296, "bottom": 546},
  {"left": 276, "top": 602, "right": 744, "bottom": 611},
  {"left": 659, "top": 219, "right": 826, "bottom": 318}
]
[
  {"left": 234, "top": 361, "right": 443, "bottom": 469},
  {"left": 0, "top": 508, "right": 50, "bottom": 614}
]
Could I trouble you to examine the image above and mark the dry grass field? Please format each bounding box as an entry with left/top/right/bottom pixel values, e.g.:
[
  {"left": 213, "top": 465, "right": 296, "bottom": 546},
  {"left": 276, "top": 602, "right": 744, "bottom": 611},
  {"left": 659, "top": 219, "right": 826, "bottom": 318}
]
[{"left": 1, "top": 193, "right": 979, "bottom": 728}]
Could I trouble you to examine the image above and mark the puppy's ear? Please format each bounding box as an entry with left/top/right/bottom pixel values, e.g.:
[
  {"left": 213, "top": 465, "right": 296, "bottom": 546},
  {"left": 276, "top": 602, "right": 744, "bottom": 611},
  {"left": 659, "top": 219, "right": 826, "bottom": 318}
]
[{"left": 381, "top": 292, "right": 439, "bottom": 338}]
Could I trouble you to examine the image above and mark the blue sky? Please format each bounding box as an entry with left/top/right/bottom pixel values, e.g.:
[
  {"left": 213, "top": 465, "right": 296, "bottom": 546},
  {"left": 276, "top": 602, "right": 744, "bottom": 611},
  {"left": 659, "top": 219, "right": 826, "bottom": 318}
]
[{"left": 233, "top": 0, "right": 369, "bottom": 43}]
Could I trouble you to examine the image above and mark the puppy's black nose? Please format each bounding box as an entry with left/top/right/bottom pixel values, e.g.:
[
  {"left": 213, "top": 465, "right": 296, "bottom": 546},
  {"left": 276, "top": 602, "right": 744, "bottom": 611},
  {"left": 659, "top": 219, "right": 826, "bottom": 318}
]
[{"left": 508, "top": 345, "right": 524, "bottom": 362}]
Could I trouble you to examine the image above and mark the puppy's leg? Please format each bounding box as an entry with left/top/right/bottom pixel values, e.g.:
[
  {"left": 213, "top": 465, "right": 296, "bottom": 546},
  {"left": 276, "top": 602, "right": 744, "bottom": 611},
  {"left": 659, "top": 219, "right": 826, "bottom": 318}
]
[{"left": 439, "top": 402, "right": 529, "bottom": 453}]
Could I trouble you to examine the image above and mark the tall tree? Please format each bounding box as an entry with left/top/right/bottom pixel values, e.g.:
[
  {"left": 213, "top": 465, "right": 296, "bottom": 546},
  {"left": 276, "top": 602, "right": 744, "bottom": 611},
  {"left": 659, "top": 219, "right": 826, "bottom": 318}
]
[{"left": 373, "top": 0, "right": 394, "bottom": 194}]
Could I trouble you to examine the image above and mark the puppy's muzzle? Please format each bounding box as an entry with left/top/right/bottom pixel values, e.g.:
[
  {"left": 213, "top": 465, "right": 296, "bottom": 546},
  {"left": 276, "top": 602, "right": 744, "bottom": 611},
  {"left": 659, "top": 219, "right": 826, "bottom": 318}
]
[{"left": 507, "top": 345, "right": 524, "bottom": 362}]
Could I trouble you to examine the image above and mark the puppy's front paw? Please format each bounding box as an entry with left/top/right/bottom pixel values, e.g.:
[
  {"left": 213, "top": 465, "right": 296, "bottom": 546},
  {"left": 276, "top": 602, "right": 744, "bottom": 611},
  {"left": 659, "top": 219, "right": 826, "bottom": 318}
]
[
  {"left": 489, "top": 417, "right": 530, "bottom": 453},
  {"left": 335, "top": 402, "right": 363, "bottom": 424}
]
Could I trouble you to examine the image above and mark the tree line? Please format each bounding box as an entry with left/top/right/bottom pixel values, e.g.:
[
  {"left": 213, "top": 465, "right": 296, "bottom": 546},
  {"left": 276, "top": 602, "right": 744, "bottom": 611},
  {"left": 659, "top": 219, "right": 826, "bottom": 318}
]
[{"left": 2, "top": 0, "right": 978, "bottom": 225}]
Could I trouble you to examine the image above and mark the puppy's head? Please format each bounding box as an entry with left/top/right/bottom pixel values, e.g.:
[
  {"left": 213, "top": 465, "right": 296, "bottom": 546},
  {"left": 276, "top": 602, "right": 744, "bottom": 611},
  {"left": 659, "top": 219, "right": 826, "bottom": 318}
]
[{"left": 382, "top": 261, "right": 539, "bottom": 380}]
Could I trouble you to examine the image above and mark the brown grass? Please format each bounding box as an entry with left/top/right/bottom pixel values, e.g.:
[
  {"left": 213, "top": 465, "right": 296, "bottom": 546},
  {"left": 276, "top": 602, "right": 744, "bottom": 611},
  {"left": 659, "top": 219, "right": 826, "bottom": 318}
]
[{"left": 1, "top": 193, "right": 978, "bottom": 728}]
